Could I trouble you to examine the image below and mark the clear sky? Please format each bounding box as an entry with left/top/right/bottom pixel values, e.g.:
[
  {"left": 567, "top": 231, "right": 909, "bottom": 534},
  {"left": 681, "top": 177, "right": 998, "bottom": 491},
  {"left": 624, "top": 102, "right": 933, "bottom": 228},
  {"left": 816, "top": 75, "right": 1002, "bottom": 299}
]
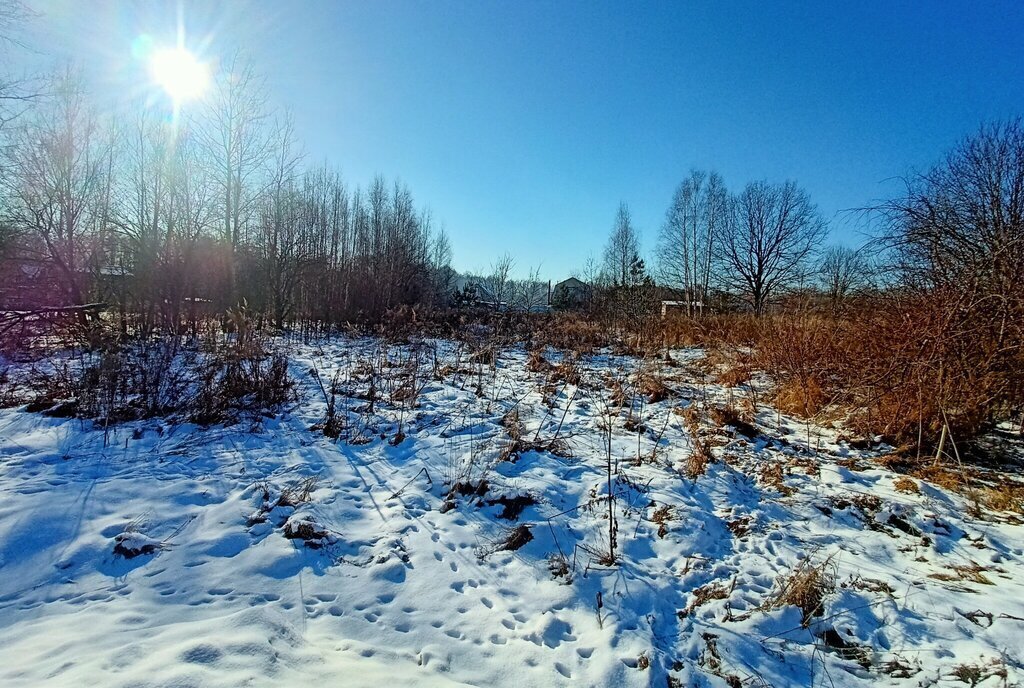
[{"left": 16, "top": 1, "right": 1024, "bottom": 279}]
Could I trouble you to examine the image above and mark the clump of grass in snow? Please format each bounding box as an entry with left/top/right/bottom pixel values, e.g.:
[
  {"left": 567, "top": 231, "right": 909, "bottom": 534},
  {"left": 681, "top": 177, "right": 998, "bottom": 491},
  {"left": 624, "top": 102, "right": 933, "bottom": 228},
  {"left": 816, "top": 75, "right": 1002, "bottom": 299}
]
[
  {"left": 893, "top": 476, "right": 920, "bottom": 494},
  {"left": 762, "top": 555, "right": 837, "bottom": 625}
]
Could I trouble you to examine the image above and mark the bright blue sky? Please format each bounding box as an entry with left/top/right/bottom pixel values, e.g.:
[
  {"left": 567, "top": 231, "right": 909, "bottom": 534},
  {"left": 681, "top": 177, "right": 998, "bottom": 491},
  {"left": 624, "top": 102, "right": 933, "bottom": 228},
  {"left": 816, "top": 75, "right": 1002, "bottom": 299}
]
[{"left": 19, "top": 1, "right": 1024, "bottom": 279}]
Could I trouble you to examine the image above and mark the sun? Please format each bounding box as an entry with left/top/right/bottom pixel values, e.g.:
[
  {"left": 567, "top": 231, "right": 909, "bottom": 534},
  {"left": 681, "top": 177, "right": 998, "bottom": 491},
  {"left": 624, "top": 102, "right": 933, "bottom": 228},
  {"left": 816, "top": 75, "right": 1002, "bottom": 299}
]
[{"left": 149, "top": 47, "right": 209, "bottom": 103}]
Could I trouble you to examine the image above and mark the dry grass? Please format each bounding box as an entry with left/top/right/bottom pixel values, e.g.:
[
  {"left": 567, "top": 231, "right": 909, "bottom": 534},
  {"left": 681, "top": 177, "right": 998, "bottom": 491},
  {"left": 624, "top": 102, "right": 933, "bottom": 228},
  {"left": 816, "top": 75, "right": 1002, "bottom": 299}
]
[
  {"left": 928, "top": 562, "right": 994, "bottom": 586},
  {"left": 277, "top": 477, "right": 320, "bottom": 507},
  {"left": 680, "top": 581, "right": 731, "bottom": 617},
  {"left": 978, "top": 482, "right": 1024, "bottom": 514},
  {"left": 893, "top": 476, "right": 920, "bottom": 494},
  {"left": 677, "top": 403, "right": 701, "bottom": 433},
  {"left": 684, "top": 439, "right": 712, "bottom": 479},
  {"left": 683, "top": 405, "right": 713, "bottom": 479},
  {"left": 637, "top": 371, "right": 671, "bottom": 403},
  {"left": 773, "top": 375, "right": 826, "bottom": 418},
  {"left": 608, "top": 377, "right": 627, "bottom": 408},
  {"left": 662, "top": 314, "right": 761, "bottom": 349},
  {"left": 787, "top": 455, "right": 821, "bottom": 477},
  {"left": 676, "top": 294, "right": 1024, "bottom": 458},
  {"left": 468, "top": 346, "right": 497, "bottom": 366},
  {"left": 911, "top": 464, "right": 966, "bottom": 492},
  {"left": 762, "top": 555, "right": 837, "bottom": 625},
  {"left": 717, "top": 364, "right": 751, "bottom": 387},
  {"left": 759, "top": 462, "right": 796, "bottom": 497},
  {"left": 526, "top": 348, "right": 551, "bottom": 373},
  {"left": 650, "top": 504, "right": 673, "bottom": 538},
  {"left": 549, "top": 357, "right": 582, "bottom": 386}
]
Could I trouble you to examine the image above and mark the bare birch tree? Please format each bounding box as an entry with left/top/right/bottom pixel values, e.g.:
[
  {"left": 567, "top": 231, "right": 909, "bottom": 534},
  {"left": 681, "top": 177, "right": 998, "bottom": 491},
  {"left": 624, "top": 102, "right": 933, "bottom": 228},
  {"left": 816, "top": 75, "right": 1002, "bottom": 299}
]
[
  {"left": 657, "top": 170, "right": 728, "bottom": 315},
  {"left": 514, "top": 265, "right": 547, "bottom": 312},
  {"left": 602, "top": 202, "right": 640, "bottom": 287},
  {"left": 260, "top": 111, "right": 304, "bottom": 328},
  {"left": 194, "top": 52, "right": 271, "bottom": 302},
  {"left": 487, "top": 252, "right": 515, "bottom": 310}
]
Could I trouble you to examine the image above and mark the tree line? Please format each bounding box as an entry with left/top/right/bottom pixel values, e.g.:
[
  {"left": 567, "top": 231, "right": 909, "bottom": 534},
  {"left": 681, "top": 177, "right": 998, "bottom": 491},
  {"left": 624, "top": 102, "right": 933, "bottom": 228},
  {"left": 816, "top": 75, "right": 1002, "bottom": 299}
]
[
  {"left": 593, "top": 173, "right": 860, "bottom": 317},
  {"left": 0, "top": 52, "right": 453, "bottom": 333}
]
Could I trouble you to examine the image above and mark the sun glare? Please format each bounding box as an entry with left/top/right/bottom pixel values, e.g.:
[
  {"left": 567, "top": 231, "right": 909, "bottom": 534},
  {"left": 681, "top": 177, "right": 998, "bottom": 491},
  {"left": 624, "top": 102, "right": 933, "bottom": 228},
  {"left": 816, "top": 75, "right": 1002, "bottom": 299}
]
[{"left": 149, "top": 47, "right": 208, "bottom": 103}]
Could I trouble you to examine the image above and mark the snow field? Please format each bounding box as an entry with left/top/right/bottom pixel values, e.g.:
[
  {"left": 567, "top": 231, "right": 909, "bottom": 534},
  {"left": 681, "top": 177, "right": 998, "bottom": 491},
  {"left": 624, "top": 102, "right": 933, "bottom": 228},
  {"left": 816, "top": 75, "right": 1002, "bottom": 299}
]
[{"left": 0, "top": 336, "right": 1021, "bottom": 687}]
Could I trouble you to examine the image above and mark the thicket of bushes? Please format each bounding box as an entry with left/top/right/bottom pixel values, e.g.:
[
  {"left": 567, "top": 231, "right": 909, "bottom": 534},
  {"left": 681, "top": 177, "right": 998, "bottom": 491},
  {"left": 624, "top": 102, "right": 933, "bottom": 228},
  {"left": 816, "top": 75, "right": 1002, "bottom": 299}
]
[{"left": 9, "top": 308, "right": 293, "bottom": 428}]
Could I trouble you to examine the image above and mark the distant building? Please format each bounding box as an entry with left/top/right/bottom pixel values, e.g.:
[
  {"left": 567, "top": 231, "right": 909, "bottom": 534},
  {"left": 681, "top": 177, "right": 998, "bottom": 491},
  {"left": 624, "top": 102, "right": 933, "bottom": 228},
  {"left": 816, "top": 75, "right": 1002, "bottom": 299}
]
[
  {"left": 0, "top": 257, "right": 65, "bottom": 310},
  {"left": 657, "top": 286, "right": 736, "bottom": 316},
  {"left": 0, "top": 253, "right": 132, "bottom": 311},
  {"left": 660, "top": 300, "right": 691, "bottom": 317},
  {"left": 550, "top": 277, "right": 591, "bottom": 309}
]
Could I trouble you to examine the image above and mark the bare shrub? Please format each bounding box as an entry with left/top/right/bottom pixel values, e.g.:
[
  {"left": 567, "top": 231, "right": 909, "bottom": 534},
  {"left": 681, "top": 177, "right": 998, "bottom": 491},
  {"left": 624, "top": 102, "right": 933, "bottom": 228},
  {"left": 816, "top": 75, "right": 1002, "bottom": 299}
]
[
  {"left": 754, "top": 314, "right": 836, "bottom": 419},
  {"left": 685, "top": 433, "right": 712, "bottom": 480},
  {"left": 773, "top": 375, "right": 826, "bottom": 418},
  {"left": 278, "top": 477, "right": 319, "bottom": 507},
  {"left": 191, "top": 343, "right": 292, "bottom": 426}
]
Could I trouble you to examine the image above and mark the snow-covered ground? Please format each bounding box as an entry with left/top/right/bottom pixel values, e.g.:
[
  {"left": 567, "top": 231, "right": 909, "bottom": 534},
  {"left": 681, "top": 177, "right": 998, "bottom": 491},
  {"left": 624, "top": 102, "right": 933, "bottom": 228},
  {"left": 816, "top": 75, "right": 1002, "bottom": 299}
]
[{"left": 1, "top": 336, "right": 1022, "bottom": 687}]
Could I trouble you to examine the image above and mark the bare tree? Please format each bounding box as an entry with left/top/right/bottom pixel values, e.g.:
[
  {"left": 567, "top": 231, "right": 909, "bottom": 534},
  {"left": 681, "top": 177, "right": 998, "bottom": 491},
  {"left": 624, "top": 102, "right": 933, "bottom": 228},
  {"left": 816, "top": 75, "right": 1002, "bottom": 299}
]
[
  {"left": 719, "top": 180, "right": 827, "bottom": 315},
  {"left": 194, "top": 52, "right": 271, "bottom": 302},
  {"left": 657, "top": 170, "right": 728, "bottom": 315},
  {"left": 0, "top": 48, "right": 459, "bottom": 334},
  {"left": 486, "top": 252, "right": 515, "bottom": 310},
  {"left": 428, "top": 222, "right": 454, "bottom": 306},
  {"left": 819, "top": 245, "right": 869, "bottom": 310},
  {"left": 260, "top": 111, "right": 305, "bottom": 328},
  {"left": 2, "top": 68, "right": 111, "bottom": 310},
  {"left": 602, "top": 202, "right": 641, "bottom": 287},
  {"left": 0, "top": 0, "right": 30, "bottom": 46},
  {"left": 879, "top": 118, "right": 1024, "bottom": 301},
  {"left": 110, "top": 108, "right": 218, "bottom": 333},
  {"left": 0, "top": 0, "right": 40, "bottom": 129},
  {"left": 514, "top": 265, "right": 547, "bottom": 312}
]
